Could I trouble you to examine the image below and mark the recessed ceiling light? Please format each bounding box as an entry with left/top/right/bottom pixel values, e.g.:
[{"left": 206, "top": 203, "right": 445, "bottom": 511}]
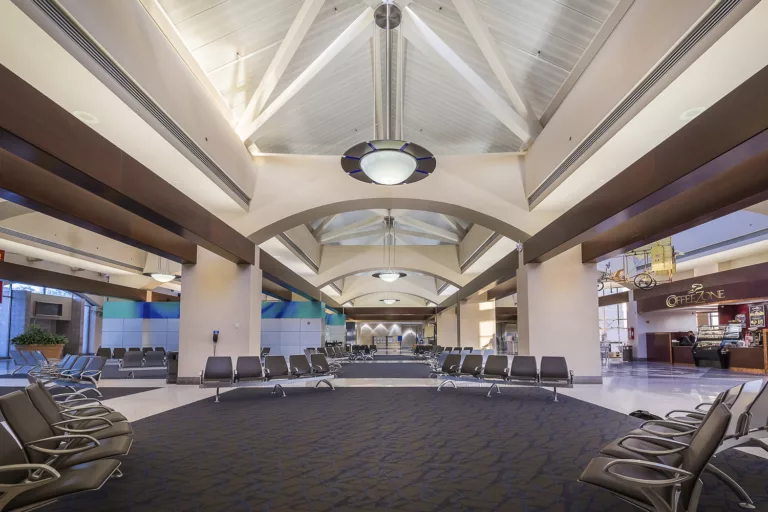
[
  {"left": 679, "top": 107, "right": 706, "bottom": 121},
  {"left": 72, "top": 111, "right": 100, "bottom": 125}
]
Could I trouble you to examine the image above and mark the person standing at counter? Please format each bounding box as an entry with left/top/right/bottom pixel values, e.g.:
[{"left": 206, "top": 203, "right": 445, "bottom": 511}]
[{"left": 679, "top": 331, "right": 696, "bottom": 346}]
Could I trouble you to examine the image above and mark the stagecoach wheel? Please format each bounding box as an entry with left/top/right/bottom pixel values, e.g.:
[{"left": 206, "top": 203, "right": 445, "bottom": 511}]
[
  {"left": 597, "top": 280, "right": 604, "bottom": 291},
  {"left": 634, "top": 273, "right": 656, "bottom": 289}
]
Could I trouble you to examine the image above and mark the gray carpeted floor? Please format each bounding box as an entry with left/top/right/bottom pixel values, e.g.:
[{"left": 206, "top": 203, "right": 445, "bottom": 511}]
[
  {"left": 42, "top": 387, "right": 768, "bottom": 512},
  {"left": 340, "top": 362, "right": 432, "bottom": 379}
]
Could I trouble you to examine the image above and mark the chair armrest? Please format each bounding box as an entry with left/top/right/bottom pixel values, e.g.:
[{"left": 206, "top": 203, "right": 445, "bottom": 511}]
[
  {"left": 694, "top": 402, "right": 713, "bottom": 412},
  {"left": 0, "top": 464, "right": 60, "bottom": 492},
  {"left": 569, "top": 370, "right": 574, "bottom": 384},
  {"left": 639, "top": 420, "right": 696, "bottom": 438},
  {"left": 617, "top": 435, "right": 689, "bottom": 456},
  {"left": 312, "top": 365, "right": 324, "bottom": 372},
  {"left": 51, "top": 415, "right": 114, "bottom": 434},
  {"left": 80, "top": 370, "right": 102, "bottom": 378},
  {"left": 25, "top": 434, "right": 100, "bottom": 455},
  {"left": 60, "top": 407, "right": 113, "bottom": 419},
  {"left": 603, "top": 459, "right": 693, "bottom": 487},
  {"left": 54, "top": 397, "right": 103, "bottom": 407}
]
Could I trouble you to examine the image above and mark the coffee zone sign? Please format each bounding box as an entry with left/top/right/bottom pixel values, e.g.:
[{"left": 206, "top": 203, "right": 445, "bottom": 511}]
[{"left": 666, "top": 284, "right": 725, "bottom": 308}]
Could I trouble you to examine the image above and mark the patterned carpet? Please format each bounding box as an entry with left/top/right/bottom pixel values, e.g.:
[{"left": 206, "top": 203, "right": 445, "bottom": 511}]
[
  {"left": 40, "top": 387, "right": 768, "bottom": 511},
  {"left": 340, "top": 362, "right": 432, "bottom": 379}
]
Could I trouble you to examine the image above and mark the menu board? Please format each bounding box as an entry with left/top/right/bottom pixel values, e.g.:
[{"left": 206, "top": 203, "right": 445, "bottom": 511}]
[{"left": 750, "top": 304, "right": 766, "bottom": 328}]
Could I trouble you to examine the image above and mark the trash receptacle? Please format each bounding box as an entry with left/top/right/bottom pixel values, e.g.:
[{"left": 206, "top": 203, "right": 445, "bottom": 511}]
[
  {"left": 622, "top": 346, "right": 634, "bottom": 363},
  {"left": 166, "top": 351, "right": 179, "bottom": 384}
]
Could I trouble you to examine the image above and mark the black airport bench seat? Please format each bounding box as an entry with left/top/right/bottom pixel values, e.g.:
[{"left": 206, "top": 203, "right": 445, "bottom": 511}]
[
  {"left": 200, "top": 354, "right": 335, "bottom": 402},
  {"left": 435, "top": 354, "right": 574, "bottom": 401},
  {"left": 118, "top": 351, "right": 167, "bottom": 377},
  {"left": 579, "top": 378, "right": 768, "bottom": 510}
]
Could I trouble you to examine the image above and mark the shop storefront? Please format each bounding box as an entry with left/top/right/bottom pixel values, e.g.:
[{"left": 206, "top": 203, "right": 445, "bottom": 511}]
[{"left": 635, "top": 262, "right": 768, "bottom": 374}]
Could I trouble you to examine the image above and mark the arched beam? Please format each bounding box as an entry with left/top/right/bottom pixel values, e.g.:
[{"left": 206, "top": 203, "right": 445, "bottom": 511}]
[
  {"left": 343, "top": 291, "right": 437, "bottom": 306},
  {"left": 318, "top": 267, "right": 460, "bottom": 289},
  {"left": 248, "top": 198, "right": 531, "bottom": 245}
]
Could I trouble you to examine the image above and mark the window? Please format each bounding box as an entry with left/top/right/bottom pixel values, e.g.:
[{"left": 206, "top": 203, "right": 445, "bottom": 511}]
[
  {"left": 12, "top": 283, "right": 44, "bottom": 293},
  {"left": 599, "top": 302, "right": 628, "bottom": 343},
  {"left": 45, "top": 288, "right": 72, "bottom": 297},
  {"left": 708, "top": 312, "right": 720, "bottom": 326}
]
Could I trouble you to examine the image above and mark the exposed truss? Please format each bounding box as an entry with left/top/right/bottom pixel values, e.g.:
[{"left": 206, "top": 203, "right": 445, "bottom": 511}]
[
  {"left": 451, "top": 0, "right": 540, "bottom": 136},
  {"left": 235, "top": 0, "right": 326, "bottom": 138},
  {"left": 236, "top": 7, "right": 375, "bottom": 142},
  {"left": 401, "top": 6, "right": 533, "bottom": 144}
]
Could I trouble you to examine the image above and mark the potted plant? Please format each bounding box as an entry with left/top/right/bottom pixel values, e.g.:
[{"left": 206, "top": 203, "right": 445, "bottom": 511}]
[{"left": 11, "top": 324, "right": 68, "bottom": 359}]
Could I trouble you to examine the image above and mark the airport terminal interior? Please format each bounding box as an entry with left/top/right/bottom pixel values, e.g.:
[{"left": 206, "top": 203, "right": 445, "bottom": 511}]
[{"left": 2, "top": 0, "right": 768, "bottom": 510}]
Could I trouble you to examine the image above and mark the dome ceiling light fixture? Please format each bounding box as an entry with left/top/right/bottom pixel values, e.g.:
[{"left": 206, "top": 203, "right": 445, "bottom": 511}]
[
  {"left": 144, "top": 254, "right": 178, "bottom": 283},
  {"left": 373, "top": 211, "right": 407, "bottom": 283},
  {"left": 341, "top": 2, "right": 435, "bottom": 186},
  {"left": 380, "top": 298, "right": 400, "bottom": 305}
]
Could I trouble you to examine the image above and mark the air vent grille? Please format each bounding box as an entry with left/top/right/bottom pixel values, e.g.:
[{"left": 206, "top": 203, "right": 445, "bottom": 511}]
[
  {"left": 29, "top": 0, "right": 250, "bottom": 206},
  {"left": 528, "top": 0, "right": 743, "bottom": 206},
  {"left": 0, "top": 227, "right": 144, "bottom": 272}
]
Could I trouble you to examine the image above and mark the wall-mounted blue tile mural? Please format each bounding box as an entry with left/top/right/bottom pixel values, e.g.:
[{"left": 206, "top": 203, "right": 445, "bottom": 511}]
[{"left": 103, "top": 302, "right": 180, "bottom": 319}]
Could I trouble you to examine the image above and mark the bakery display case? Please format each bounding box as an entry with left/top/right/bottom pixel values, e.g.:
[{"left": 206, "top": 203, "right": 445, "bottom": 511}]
[{"left": 691, "top": 323, "right": 741, "bottom": 368}]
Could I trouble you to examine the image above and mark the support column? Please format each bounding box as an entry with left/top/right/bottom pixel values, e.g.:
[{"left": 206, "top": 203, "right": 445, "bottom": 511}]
[
  {"left": 178, "top": 247, "right": 262, "bottom": 382},
  {"left": 459, "top": 295, "right": 495, "bottom": 350},
  {"left": 517, "top": 245, "right": 601, "bottom": 382}
]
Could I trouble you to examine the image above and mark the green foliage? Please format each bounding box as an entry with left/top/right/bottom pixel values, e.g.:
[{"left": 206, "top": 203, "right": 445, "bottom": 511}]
[{"left": 11, "top": 324, "right": 68, "bottom": 346}]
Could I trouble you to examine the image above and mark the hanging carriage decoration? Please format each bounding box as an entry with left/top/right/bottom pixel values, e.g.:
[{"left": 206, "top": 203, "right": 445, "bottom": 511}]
[{"left": 598, "top": 238, "right": 678, "bottom": 291}]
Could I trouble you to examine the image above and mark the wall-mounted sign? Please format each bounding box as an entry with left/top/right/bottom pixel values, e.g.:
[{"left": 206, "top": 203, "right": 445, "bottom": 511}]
[
  {"left": 750, "top": 304, "right": 765, "bottom": 328},
  {"left": 735, "top": 313, "right": 747, "bottom": 328},
  {"left": 665, "top": 283, "right": 725, "bottom": 308}
]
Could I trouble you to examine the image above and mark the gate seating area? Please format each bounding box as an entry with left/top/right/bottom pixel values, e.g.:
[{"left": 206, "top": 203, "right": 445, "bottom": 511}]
[
  {"left": 200, "top": 354, "right": 336, "bottom": 402},
  {"left": 434, "top": 355, "right": 574, "bottom": 402},
  {"left": 580, "top": 378, "right": 768, "bottom": 510},
  {"left": 0, "top": 381, "right": 133, "bottom": 510}
]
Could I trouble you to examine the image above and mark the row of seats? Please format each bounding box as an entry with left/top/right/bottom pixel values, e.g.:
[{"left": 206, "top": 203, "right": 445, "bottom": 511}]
[
  {"left": 0, "top": 380, "right": 133, "bottom": 510},
  {"left": 580, "top": 378, "right": 768, "bottom": 510},
  {"left": 96, "top": 347, "right": 166, "bottom": 359},
  {"left": 9, "top": 350, "right": 51, "bottom": 374},
  {"left": 31, "top": 354, "right": 109, "bottom": 394},
  {"left": 118, "top": 351, "right": 167, "bottom": 378},
  {"left": 431, "top": 355, "right": 574, "bottom": 401},
  {"left": 201, "top": 354, "right": 336, "bottom": 402}
]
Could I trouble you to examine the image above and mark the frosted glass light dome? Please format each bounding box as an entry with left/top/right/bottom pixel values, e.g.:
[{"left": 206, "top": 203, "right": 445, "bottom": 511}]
[
  {"left": 151, "top": 273, "right": 176, "bottom": 283},
  {"left": 378, "top": 272, "right": 401, "bottom": 283},
  {"left": 381, "top": 298, "right": 399, "bottom": 305},
  {"left": 360, "top": 150, "right": 417, "bottom": 185}
]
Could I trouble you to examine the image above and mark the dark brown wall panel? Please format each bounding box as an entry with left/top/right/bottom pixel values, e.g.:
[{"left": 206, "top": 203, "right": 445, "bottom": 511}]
[
  {"left": 0, "top": 148, "right": 197, "bottom": 263},
  {"left": 0, "top": 64, "right": 254, "bottom": 264},
  {"left": 523, "top": 65, "right": 768, "bottom": 265},
  {"left": 0, "top": 261, "right": 146, "bottom": 301}
]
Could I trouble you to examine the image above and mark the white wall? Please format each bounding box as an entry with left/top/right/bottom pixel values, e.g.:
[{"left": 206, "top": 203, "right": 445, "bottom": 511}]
[
  {"left": 459, "top": 297, "right": 496, "bottom": 349},
  {"left": 101, "top": 317, "right": 180, "bottom": 352},
  {"left": 437, "top": 306, "right": 458, "bottom": 347},
  {"left": 261, "top": 318, "right": 322, "bottom": 357},
  {"left": 178, "top": 247, "right": 261, "bottom": 379},
  {"left": 635, "top": 309, "right": 699, "bottom": 359},
  {"left": 518, "top": 245, "right": 601, "bottom": 380}
]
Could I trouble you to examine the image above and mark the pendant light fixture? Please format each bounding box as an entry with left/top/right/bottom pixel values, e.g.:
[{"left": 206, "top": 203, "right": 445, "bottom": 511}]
[
  {"left": 341, "top": 1, "right": 435, "bottom": 185},
  {"left": 373, "top": 211, "right": 406, "bottom": 283},
  {"left": 143, "top": 254, "right": 178, "bottom": 283}
]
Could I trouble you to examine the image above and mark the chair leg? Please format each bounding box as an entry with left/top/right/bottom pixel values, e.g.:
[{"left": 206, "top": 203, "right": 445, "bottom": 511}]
[
  {"left": 486, "top": 383, "right": 499, "bottom": 398},
  {"left": 552, "top": 386, "right": 558, "bottom": 402},
  {"left": 112, "top": 468, "right": 124, "bottom": 479},
  {"left": 316, "top": 379, "right": 335, "bottom": 391},
  {"left": 437, "top": 379, "right": 457, "bottom": 392},
  {"left": 706, "top": 463, "right": 755, "bottom": 509},
  {"left": 272, "top": 383, "right": 286, "bottom": 397},
  {"left": 214, "top": 387, "right": 220, "bottom": 403}
]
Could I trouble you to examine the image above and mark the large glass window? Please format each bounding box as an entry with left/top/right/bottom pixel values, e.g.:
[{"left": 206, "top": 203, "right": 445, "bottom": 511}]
[
  {"left": 708, "top": 312, "right": 720, "bottom": 326},
  {"left": 599, "top": 302, "right": 628, "bottom": 343},
  {"left": 0, "top": 283, "right": 11, "bottom": 358},
  {"left": 12, "top": 283, "right": 44, "bottom": 293},
  {"left": 45, "top": 288, "right": 72, "bottom": 297}
]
